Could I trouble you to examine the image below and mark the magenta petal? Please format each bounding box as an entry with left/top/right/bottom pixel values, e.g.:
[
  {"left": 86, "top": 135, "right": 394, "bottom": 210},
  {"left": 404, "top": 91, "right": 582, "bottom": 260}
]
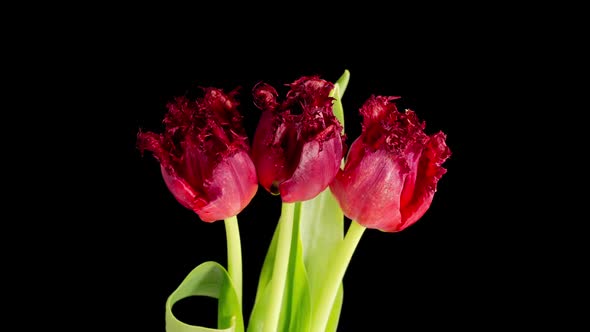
[
  {"left": 161, "top": 165, "right": 204, "bottom": 210},
  {"left": 196, "top": 151, "right": 258, "bottom": 222},
  {"left": 399, "top": 132, "right": 450, "bottom": 228},
  {"left": 252, "top": 82, "right": 279, "bottom": 111},
  {"left": 331, "top": 144, "right": 408, "bottom": 232},
  {"left": 251, "top": 110, "right": 287, "bottom": 193},
  {"left": 399, "top": 185, "right": 435, "bottom": 230},
  {"left": 280, "top": 135, "right": 343, "bottom": 202}
]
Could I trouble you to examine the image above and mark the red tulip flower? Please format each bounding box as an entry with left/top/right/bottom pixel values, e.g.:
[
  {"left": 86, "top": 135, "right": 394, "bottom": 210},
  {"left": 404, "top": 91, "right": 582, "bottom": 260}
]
[
  {"left": 137, "top": 88, "right": 258, "bottom": 222},
  {"left": 330, "top": 96, "right": 450, "bottom": 232},
  {"left": 251, "top": 76, "right": 345, "bottom": 202}
]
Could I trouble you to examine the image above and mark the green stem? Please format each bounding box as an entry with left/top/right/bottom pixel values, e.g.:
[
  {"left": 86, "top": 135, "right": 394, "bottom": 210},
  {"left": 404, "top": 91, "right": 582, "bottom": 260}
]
[
  {"left": 224, "top": 216, "right": 242, "bottom": 308},
  {"left": 263, "top": 202, "right": 295, "bottom": 332},
  {"left": 311, "top": 220, "right": 366, "bottom": 332}
]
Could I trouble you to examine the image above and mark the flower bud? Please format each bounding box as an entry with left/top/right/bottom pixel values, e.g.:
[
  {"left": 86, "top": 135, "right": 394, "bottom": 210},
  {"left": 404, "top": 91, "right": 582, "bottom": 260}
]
[
  {"left": 138, "top": 88, "right": 258, "bottom": 222},
  {"left": 330, "top": 96, "right": 450, "bottom": 232},
  {"left": 251, "top": 76, "right": 345, "bottom": 202}
]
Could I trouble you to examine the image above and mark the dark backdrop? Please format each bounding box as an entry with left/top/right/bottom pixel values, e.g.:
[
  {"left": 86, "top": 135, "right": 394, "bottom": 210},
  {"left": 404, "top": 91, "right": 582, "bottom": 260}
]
[
  {"left": 11, "top": 6, "right": 569, "bottom": 330},
  {"left": 78, "top": 30, "right": 508, "bottom": 331}
]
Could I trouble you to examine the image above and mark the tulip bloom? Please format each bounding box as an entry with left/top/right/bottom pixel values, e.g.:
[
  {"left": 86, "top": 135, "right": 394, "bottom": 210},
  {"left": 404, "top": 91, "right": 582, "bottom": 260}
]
[
  {"left": 137, "top": 88, "right": 258, "bottom": 222},
  {"left": 330, "top": 96, "right": 450, "bottom": 232},
  {"left": 251, "top": 76, "right": 345, "bottom": 202}
]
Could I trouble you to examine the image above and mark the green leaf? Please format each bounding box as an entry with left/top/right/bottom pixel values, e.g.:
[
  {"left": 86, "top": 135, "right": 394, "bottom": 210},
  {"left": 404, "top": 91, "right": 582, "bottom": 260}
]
[
  {"left": 248, "top": 203, "right": 311, "bottom": 332},
  {"left": 247, "top": 221, "right": 279, "bottom": 332},
  {"left": 330, "top": 70, "right": 350, "bottom": 136},
  {"left": 283, "top": 202, "right": 311, "bottom": 332},
  {"left": 324, "top": 285, "right": 343, "bottom": 332},
  {"left": 335, "top": 69, "right": 350, "bottom": 99},
  {"left": 166, "top": 261, "right": 244, "bottom": 332},
  {"left": 299, "top": 189, "right": 345, "bottom": 316},
  {"left": 300, "top": 69, "right": 349, "bottom": 329}
]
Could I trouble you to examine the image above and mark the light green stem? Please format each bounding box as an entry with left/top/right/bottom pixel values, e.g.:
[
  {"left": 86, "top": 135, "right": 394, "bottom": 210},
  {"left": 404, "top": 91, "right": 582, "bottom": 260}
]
[
  {"left": 311, "top": 220, "right": 366, "bottom": 332},
  {"left": 224, "top": 216, "right": 242, "bottom": 308},
  {"left": 263, "top": 202, "right": 295, "bottom": 332}
]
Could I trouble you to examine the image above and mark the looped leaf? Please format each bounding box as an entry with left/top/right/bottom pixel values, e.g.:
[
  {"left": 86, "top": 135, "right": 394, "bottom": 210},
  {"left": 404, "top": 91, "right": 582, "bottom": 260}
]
[{"left": 166, "top": 261, "right": 244, "bottom": 332}]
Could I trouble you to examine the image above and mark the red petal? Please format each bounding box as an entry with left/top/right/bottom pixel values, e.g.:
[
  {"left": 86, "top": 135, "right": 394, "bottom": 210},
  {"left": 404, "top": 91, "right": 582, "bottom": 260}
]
[
  {"left": 280, "top": 133, "right": 343, "bottom": 202},
  {"left": 285, "top": 76, "right": 334, "bottom": 109},
  {"left": 160, "top": 165, "right": 205, "bottom": 211},
  {"left": 251, "top": 110, "right": 289, "bottom": 194},
  {"left": 331, "top": 145, "right": 409, "bottom": 231},
  {"left": 399, "top": 131, "right": 450, "bottom": 228},
  {"left": 180, "top": 140, "right": 214, "bottom": 194},
  {"left": 195, "top": 151, "right": 258, "bottom": 222},
  {"left": 360, "top": 95, "right": 400, "bottom": 131},
  {"left": 253, "top": 82, "right": 279, "bottom": 111},
  {"left": 137, "top": 130, "right": 170, "bottom": 166}
]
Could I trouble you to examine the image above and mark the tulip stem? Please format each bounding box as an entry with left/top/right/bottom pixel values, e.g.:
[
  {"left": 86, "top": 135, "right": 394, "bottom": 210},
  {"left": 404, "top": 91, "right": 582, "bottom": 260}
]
[
  {"left": 224, "top": 216, "right": 242, "bottom": 308},
  {"left": 263, "top": 202, "right": 295, "bottom": 332},
  {"left": 310, "top": 220, "right": 366, "bottom": 332}
]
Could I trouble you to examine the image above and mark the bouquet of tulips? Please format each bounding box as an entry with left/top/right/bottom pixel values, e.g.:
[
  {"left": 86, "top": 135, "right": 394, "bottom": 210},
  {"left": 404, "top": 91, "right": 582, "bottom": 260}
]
[{"left": 138, "top": 70, "right": 450, "bottom": 332}]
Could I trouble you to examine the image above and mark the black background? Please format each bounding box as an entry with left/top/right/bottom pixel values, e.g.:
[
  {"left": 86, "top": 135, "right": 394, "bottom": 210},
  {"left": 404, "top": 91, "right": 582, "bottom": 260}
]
[
  {"left": 109, "top": 51, "right": 489, "bottom": 331},
  {"left": 50, "top": 20, "right": 527, "bottom": 331},
  {"left": 11, "top": 5, "right": 579, "bottom": 330}
]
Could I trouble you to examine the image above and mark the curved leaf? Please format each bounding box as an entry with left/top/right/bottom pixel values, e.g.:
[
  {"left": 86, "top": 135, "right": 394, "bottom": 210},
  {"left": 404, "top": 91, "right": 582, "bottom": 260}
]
[
  {"left": 324, "top": 285, "right": 343, "bottom": 332},
  {"left": 247, "top": 222, "right": 279, "bottom": 332},
  {"left": 329, "top": 69, "right": 350, "bottom": 131},
  {"left": 335, "top": 69, "right": 350, "bottom": 99},
  {"left": 166, "top": 261, "right": 244, "bottom": 332},
  {"left": 299, "top": 189, "right": 344, "bottom": 326}
]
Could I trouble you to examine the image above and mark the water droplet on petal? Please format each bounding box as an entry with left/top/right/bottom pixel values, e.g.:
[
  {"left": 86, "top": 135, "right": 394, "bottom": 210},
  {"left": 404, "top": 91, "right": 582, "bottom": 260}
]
[{"left": 270, "top": 181, "right": 280, "bottom": 195}]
